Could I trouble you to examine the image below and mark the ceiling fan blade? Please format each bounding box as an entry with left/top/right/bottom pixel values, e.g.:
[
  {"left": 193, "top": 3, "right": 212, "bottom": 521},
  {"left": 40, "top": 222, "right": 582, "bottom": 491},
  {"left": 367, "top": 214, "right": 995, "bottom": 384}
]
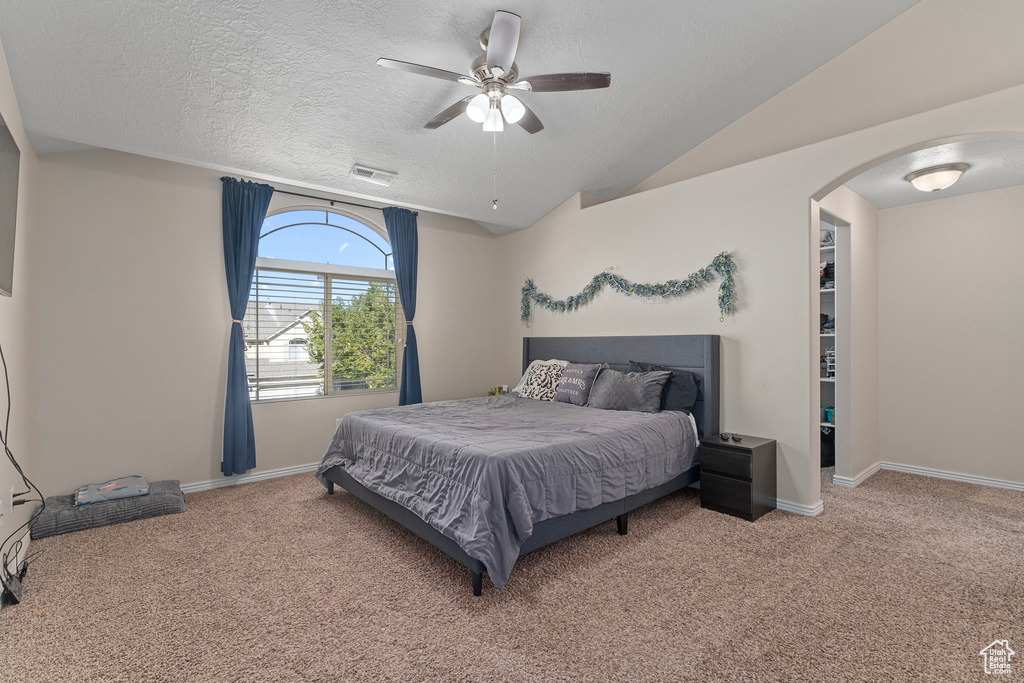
[
  {"left": 516, "top": 101, "right": 544, "bottom": 134},
  {"left": 424, "top": 96, "right": 475, "bottom": 129},
  {"left": 377, "top": 58, "right": 468, "bottom": 84},
  {"left": 515, "top": 72, "right": 612, "bottom": 93},
  {"left": 486, "top": 11, "right": 521, "bottom": 77}
]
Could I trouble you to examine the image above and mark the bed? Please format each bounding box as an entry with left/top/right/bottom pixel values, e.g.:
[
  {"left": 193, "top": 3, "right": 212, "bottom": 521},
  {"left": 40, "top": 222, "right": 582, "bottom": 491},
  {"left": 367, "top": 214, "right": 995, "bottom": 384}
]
[{"left": 317, "top": 334, "right": 720, "bottom": 595}]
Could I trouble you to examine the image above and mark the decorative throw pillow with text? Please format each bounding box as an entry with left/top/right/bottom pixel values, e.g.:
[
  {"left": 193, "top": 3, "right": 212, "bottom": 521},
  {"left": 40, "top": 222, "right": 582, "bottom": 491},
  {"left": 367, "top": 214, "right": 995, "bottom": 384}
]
[{"left": 553, "top": 363, "right": 603, "bottom": 406}]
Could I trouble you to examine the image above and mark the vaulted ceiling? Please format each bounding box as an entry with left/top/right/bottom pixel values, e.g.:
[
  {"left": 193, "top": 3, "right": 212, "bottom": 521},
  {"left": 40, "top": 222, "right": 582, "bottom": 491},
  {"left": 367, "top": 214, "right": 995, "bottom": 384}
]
[{"left": 0, "top": 0, "right": 917, "bottom": 232}]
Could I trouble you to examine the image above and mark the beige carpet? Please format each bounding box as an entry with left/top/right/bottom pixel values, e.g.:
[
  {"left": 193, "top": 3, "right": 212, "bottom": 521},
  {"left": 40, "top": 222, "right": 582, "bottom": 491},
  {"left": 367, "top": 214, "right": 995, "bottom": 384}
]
[{"left": 2, "top": 468, "right": 1022, "bottom": 682}]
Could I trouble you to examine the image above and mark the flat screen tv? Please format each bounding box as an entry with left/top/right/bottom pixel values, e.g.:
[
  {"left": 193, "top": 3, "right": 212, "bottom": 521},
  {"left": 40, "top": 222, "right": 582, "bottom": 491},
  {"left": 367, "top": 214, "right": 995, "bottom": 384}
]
[{"left": 0, "top": 110, "right": 19, "bottom": 297}]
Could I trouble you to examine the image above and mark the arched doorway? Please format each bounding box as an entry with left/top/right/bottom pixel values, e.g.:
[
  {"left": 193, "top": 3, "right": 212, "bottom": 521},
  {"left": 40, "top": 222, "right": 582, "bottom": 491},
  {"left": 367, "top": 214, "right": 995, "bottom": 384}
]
[{"left": 808, "top": 134, "right": 1024, "bottom": 495}]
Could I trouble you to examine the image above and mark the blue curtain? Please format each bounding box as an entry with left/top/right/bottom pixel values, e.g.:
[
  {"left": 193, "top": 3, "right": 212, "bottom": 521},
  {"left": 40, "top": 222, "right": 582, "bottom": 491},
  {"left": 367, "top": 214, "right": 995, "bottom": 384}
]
[
  {"left": 383, "top": 207, "right": 422, "bottom": 405},
  {"left": 221, "top": 177, "right": 274, "bottom": 476}
]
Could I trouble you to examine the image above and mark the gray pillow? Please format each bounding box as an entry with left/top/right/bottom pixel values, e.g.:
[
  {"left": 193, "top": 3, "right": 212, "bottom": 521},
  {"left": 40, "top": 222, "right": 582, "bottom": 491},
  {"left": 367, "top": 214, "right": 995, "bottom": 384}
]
[
  {"left": 31, "top": 480, "right": 186, "bottom": 539},
  {"left": 554, "top": 363, "right": 603, "bottom": 406},
  {"left": 587, "top": 369, "right": 672, "bottom": 413},
  {"left": 628, "top": 361, "right": 699, "bottom": 412}
]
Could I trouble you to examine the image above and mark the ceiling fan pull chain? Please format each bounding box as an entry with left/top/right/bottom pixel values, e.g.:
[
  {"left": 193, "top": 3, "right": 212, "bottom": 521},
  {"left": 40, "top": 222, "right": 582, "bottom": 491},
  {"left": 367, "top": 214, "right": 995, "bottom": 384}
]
[{"left": 492, "top": 132, "right": 498, "bottom": 210}]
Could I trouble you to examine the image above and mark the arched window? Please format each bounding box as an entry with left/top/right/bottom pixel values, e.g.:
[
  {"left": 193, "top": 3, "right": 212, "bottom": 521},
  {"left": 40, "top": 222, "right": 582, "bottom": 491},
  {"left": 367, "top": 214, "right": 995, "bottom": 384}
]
[
  {"left": 258, "top": 209, "right": 393, "bottom": 270},
  {"left": 243, "top": 208, "right": 403, "bottom": 401}
]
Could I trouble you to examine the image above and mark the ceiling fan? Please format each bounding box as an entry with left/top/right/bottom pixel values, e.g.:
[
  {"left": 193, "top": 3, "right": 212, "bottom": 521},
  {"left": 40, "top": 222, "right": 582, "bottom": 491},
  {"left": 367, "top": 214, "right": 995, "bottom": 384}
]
[{"left": 377, "top": 10, "right": 611, "bottom": 134}]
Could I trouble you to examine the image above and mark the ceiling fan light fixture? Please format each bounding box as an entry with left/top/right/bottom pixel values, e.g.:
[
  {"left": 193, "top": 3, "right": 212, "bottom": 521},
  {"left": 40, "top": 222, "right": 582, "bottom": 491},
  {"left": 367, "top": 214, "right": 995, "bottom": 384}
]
[
  {"left": 379, "top": 10, "right": 610, "bottom": 137},
  {"left": 466, "top": 93, "right": 489, "bottom": 123},
  {"left": 483, "top": 106, "right": 504, "bottom": 132},
  {"left": 905, "top": 163, "right": 970, "bottom": 192},
  {"left": 500, "top": 95, "right": 525, "bottom": 124}
]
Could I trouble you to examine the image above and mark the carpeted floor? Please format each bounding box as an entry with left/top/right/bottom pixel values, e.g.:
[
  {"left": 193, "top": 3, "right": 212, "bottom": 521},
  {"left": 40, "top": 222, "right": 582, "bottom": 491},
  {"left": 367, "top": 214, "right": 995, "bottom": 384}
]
[{"left": 2, "top": 468, "right": 1022, "bottom": 682}]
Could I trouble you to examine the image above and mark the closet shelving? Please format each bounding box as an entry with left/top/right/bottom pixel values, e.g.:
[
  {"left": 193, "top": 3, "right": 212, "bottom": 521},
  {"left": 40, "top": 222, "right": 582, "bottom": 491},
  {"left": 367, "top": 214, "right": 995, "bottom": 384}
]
[
  {"left": 817, "top": 210, "right": 854, "bottom": 474},
  {"left": 819, "top": 222, "right": 837, "bottom": 438}
]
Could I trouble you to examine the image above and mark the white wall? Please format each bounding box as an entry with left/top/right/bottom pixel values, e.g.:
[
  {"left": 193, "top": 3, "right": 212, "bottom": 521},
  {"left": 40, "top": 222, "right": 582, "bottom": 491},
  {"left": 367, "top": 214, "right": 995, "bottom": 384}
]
[
  {"left": 819, "top": 186, "right": 880, "bottom": 481},
  {"left": 35, "top": 150, "right": 499, "bottom": 494},
  {"left": 0, "top": 35, "right": 38, "bottom": 573},
  {"left": 878, "top": 185, "right": 1024, "bottom": 484},
  {"left": 494, "top": 84, "right": 1024, "bottom": 510}
]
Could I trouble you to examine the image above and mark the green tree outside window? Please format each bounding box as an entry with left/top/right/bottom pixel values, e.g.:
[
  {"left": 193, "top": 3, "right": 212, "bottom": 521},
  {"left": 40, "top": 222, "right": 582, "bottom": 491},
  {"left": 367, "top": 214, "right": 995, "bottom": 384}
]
[{"left": 302, "top": 280, "right": 398, "bottom": 391}]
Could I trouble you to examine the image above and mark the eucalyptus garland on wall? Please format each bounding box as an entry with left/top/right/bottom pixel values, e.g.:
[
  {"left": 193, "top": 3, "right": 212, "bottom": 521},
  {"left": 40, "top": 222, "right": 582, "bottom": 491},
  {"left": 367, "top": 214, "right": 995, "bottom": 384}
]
[{"left": 521, "top": 252, "right": 735, "bottom": 324}]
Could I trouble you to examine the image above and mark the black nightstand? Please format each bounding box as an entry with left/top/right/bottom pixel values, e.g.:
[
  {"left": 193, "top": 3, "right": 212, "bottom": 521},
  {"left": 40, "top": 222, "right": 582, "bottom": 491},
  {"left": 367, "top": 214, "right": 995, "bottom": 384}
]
[{"left": 698, "top": 434, "right": 777, "bottom": 521}]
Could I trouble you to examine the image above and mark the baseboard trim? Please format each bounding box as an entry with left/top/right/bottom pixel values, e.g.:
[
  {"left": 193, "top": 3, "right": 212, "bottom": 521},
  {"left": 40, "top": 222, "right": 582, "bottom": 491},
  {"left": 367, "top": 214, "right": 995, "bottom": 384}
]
[
  {"left": 181, "top": 462, "right": 320, "bottom": 494},
  {"left": 184, "top": 464, "right": 832, "bottom": 519},
  {"left": 180, "top": 460, "right": 1022, "bottom": 509},
  {"left": 879, "top": 462, "right": 1024, "bottom": 493},
  {"left": 829, "top": 460, "right": 1023, "bottom": 492},
  {"left": 833, "top": 462, "right": 882, "bottom": 488},
  {"left": 776, "top": 498, "right": 824, "bottom": 517}
]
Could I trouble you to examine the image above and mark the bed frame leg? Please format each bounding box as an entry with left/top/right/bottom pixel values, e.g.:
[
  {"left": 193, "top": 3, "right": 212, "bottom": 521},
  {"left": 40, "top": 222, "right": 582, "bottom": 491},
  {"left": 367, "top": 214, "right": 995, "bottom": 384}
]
[
  {"left": 617, "top": 513, "right": 628, "bottom": 536},
  {"left": 326, "top": 480, "right": 335, "bottom": 495},
  {"left": 471, "top": 571, "right": 483, "bottom": 597}
]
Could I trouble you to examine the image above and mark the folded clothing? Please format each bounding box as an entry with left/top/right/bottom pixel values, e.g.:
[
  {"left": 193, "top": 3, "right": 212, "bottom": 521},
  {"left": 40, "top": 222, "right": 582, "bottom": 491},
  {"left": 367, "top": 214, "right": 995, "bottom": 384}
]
[
  {"left": 32, "top": 480, "right": 185, "bottom": 539},
  {"left": 75, "top": 475, "right": 150, "bottom": 506}
]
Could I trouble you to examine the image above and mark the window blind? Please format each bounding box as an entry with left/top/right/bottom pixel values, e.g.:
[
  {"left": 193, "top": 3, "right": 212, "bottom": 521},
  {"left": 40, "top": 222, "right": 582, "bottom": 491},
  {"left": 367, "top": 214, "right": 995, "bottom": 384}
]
[{"left": 243, "top": 267, "right": 402, "bottom": 402}]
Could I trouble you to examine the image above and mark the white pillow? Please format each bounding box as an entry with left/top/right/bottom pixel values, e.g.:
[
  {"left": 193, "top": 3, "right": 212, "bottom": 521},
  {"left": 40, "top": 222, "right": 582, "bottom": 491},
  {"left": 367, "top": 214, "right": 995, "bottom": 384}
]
[
  {"left": 517, "top": 362, "right": 566, "bottom": 401},
  {"left": 512, "top": 359, "right": 568, "bottom": 396}
]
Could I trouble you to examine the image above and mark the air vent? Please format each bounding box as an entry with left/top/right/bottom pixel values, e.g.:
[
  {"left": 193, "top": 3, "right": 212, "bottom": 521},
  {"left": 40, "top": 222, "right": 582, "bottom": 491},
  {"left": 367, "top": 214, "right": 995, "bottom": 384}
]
[{"left": 351, "top": 165, "right": 396, "bottom": 187}]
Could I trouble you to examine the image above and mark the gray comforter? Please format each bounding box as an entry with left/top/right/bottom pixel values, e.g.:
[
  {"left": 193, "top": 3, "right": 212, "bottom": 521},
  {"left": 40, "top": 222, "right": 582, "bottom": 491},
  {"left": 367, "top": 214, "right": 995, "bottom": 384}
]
[{"left": 316, "top": 396, "right": 698, "bottom": 588}]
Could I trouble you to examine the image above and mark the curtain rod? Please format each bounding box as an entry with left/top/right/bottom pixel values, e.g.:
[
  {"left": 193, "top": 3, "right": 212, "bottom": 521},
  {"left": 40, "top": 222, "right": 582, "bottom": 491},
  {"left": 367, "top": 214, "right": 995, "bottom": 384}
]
[{"left": 271, "top": 188, "right": 385, "bottom": 213}]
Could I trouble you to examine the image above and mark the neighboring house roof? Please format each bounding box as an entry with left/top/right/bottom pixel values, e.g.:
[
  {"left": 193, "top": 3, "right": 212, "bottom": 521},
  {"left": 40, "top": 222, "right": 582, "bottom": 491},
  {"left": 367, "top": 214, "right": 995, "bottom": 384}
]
[{"left": 242, "top": 302, "right": 314, "bottom": 343}]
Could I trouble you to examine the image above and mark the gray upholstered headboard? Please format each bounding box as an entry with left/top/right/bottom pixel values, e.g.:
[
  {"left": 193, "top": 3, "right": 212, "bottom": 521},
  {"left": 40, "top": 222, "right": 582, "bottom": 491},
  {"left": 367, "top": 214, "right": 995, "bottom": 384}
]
[{"left": 522, "top": 335, "right": 720, "bottom": 438}]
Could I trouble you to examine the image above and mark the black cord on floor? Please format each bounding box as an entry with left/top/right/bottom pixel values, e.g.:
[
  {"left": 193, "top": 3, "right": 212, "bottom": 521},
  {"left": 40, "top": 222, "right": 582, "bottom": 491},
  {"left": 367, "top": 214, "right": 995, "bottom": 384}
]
[{"left": 0, "top": 336, "right": 44, "bottom": 583}]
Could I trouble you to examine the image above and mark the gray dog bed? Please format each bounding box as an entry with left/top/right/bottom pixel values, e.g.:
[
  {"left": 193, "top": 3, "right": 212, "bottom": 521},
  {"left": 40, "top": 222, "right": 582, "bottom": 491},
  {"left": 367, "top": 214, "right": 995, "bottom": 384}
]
[{"left": 31, "top": 480, "right": 186, "bottom": 539}]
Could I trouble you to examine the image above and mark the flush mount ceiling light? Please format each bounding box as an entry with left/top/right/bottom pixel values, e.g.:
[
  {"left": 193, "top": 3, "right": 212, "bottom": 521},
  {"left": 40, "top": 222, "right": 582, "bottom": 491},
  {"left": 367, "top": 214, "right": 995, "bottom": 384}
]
[{"left": 905, "top": 163, "right": 970, "bottom": 192}]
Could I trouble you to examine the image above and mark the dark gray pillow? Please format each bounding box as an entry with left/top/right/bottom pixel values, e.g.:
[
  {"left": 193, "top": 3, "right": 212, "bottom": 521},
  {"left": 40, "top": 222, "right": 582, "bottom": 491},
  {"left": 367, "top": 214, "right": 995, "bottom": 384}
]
[
  {"left": 31, "top": 480, "right": 186, "bottom": 539},
  {"left": 587, "top": 368, "right": 671, "bottom": 413},
  {"left": 554, "top": 363, "right": 603, "bottom": 406},
  {"left": 629, "top": 360, "right": 699, "bottom": 412}
]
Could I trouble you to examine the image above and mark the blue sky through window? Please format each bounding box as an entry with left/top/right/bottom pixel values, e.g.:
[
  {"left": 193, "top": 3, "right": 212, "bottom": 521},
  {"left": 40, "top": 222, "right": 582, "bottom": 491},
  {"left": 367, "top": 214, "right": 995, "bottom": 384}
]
[{"left": 259, "top": 210, "right": 393, "bottom": 270}]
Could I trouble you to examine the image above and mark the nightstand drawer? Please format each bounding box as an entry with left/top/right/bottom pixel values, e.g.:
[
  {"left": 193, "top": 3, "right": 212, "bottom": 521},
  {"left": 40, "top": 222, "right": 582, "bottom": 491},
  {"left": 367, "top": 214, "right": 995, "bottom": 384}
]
[
  {"left": 699, "top": 446, "right": 752, "bottom": 479},
  {"left": 700, "top": 472, "right": 752, "bottom": 515}
]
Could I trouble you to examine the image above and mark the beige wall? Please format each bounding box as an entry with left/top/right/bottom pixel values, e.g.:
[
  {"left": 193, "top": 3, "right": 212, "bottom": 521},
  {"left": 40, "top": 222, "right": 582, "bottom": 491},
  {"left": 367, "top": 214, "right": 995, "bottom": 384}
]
[
  {"left": 818, "top": 187, "right": 880, "bottom": 481},
  {"left": 21, "top": 2, "right": 1024, "bottom": 510},
  {"left": 35, "top": 150, "right": 498, "bottom": 494},
  {"left": 0, "top": 36, "right": 38, "bottom": 572},
  {"left": 629, "top": 0, "right": 1024, "bottom": 195},
  {"left": 495, "top": 84, "right": 1024, "bottom": 510},
  {"left": 878, "top": 185, "right": 1024, "bottom": 483}
]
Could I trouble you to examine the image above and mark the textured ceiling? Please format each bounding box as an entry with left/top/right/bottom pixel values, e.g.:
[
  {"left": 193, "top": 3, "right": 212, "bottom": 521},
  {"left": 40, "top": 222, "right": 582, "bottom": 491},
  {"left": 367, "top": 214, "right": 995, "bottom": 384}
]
[
  {"left": 1, "top": 0, "right": 916, "bottom": 232},
  {"left": 845, "top": 139, "right": 1024, "bottom": 210}
]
